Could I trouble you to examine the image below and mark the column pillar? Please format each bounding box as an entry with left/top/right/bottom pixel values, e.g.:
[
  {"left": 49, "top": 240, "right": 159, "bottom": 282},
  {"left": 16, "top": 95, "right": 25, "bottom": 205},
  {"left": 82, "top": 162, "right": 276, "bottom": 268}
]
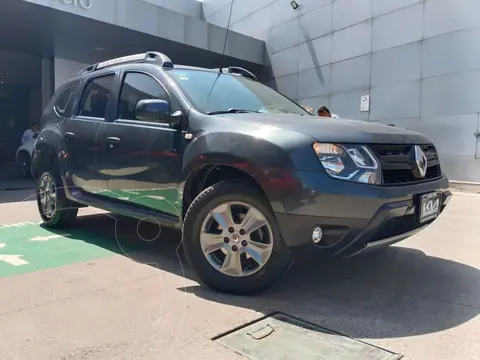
[{"left": 41, "top": 57, "right": 54, "bottom": 110}]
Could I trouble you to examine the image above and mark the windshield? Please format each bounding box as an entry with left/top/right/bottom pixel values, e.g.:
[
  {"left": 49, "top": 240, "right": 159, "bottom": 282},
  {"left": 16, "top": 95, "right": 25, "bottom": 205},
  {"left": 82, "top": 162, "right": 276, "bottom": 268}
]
[{"left": 166, "top": 68, "right": 310, "bottom": 115}]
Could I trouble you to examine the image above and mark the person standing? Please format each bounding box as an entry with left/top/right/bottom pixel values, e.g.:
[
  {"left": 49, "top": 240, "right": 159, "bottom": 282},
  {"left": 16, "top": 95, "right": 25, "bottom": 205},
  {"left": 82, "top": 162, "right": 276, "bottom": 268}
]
[
  {"left": 21, "top": 123, "right": 39, "bottom": 145},
  {"left": 317, "top": 106, "right": 339, "bottom": 118}
]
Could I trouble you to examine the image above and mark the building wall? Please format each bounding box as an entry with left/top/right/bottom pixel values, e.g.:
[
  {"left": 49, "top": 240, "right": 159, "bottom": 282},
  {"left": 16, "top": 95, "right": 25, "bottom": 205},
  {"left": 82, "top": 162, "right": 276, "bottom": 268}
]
[
  {"left": 54, "top": 58, "right": 89, "bottom": 90},
  {"left": 41, "top": 58, "right": 54, "bottom": 110},
  {"left": 23, "top": 0, "right": 265, "bottom": 66},
  {"left": 203, "top": 0, "right": 480, "bottom": 182},
  {"left": 142, "top": 0, "right": 202, "bottom": 19},
  {"left": 28, "top": 84, "right": 42, "bottom": 124}
]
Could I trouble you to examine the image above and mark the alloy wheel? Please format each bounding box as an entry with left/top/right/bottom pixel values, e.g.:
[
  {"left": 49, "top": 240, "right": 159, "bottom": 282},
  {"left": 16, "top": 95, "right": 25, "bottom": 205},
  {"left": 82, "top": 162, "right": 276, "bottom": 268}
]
[
  {"left": 39, "top": 174, "right": 57, "bottom": 219},
  {"left": 199, "top": 201, "right": 274, "bottom": 277}
]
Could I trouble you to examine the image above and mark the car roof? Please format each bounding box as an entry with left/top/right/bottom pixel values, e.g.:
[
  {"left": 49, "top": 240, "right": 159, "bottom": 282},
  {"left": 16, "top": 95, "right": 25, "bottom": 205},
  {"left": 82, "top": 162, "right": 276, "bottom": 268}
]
[
  {"left": 85, "top": 52, "right": 254, "bottom": 78},
  {"left": 64, "top": 64, "right": 223, "bottom": 86},
  {"left": 61, "top": 52, "right": 257, "bottom": 88}
]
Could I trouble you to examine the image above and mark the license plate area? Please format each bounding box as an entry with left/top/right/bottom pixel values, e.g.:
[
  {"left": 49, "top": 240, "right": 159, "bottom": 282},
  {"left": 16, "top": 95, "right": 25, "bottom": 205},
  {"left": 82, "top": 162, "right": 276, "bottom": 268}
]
[{"left": 419, "top": 192, "right": 442, "bottom": 224}]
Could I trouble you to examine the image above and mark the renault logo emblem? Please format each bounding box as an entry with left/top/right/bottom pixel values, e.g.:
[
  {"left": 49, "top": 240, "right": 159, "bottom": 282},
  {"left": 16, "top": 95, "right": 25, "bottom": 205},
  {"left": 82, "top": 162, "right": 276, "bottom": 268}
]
[{"left": 414, "top": 145, "right": 428, "bottom": 178}]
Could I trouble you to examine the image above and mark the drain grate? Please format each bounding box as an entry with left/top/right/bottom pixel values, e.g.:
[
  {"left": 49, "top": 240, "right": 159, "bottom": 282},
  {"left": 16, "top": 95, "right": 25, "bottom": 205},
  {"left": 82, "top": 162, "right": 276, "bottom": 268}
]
[{"left": 213, "top": 312, "right": 403, "bottom": 360}]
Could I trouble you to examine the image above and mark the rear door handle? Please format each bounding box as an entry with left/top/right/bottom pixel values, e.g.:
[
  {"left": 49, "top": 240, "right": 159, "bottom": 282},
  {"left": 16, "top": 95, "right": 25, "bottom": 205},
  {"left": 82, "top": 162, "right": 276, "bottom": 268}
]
[
  {"left": 106, "top": 137, "right": 120, "bottom": 144},
  {"left": 106, "top": 137, "right": 120, "bottom": 148},
  {"left": 65, "top": 132, "right": 75, "bottom": 140}
]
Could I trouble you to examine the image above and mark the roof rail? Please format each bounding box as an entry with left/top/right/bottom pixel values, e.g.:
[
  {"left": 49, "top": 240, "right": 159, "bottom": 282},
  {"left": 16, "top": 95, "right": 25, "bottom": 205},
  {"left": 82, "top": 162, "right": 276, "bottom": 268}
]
[
  {"left": 212, "top": 66, "right": 258, "bottom": 81},
  {"left": 77, "top": 51, "right": 174, "bottom": 76}
]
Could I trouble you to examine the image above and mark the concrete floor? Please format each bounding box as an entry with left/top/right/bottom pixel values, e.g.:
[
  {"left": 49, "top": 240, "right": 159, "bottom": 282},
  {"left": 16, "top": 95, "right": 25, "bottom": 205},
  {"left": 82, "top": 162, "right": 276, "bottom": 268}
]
[
  {"left": 0, "top": 163, "right": 36, "bottom": 191},
  {"left": 0, "top": 190, "right": 478, "bottom": 360}
]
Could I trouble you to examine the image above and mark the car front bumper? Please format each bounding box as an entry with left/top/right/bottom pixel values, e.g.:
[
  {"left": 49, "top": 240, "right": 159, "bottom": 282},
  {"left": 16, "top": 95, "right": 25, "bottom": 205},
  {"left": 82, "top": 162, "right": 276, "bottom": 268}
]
[{"left": 274, "top": 171, "right": 451, "bottom": 260}]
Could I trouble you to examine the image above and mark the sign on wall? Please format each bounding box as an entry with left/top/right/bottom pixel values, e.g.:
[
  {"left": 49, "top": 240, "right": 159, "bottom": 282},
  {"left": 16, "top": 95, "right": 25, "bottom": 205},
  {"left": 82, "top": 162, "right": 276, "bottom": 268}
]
[
  {"left": 360, "top": 95, "right": 370, "bottom": 112},
  {"left": 61, "top": 0, "right": 92, "bottom": 10}
]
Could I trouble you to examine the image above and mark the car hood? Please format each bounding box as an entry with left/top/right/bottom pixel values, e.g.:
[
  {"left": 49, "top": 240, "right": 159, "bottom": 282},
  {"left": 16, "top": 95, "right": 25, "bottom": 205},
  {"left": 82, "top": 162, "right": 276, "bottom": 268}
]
[{"left": 220, "top": 113, "right": 431, "bottom": 145}]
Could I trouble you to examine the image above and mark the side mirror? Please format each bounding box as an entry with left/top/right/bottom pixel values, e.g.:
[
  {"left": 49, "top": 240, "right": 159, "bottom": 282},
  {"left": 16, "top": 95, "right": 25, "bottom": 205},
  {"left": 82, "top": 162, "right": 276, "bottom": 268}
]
[{"left": 135, "top": 99, "right": 170, "bottom": 123}]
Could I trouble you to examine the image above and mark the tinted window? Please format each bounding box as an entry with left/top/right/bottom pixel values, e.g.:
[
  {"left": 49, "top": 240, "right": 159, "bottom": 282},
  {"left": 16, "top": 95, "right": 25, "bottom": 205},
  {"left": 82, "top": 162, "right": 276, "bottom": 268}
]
[
  {"left": 118, "top": 72, "right": 169, "bottom": 121},
  {"left": 167, "top": 69, "right": 309, "bottom": 115},
  {"left": 78, "top": 75, "right": 114, "bottom": 118},
  {"left": 54, "top": 81, "right": 79, "bottom": 116}
]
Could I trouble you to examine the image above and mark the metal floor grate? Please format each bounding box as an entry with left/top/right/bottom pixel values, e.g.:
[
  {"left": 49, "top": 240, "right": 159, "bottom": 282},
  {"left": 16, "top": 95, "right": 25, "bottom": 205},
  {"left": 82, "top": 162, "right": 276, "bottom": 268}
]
[{"left": 213, "top": 312, "right": 403, "bottom": 360}]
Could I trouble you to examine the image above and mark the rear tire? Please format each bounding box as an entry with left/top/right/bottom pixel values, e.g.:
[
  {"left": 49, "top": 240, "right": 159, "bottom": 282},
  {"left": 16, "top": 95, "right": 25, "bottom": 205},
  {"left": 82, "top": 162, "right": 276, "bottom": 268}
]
[
  {"left": 182, "top": 180, "right": 293, "bottom": 295},
  {"left": 37, "top": 170, "right": 78, "bottom": 228}
]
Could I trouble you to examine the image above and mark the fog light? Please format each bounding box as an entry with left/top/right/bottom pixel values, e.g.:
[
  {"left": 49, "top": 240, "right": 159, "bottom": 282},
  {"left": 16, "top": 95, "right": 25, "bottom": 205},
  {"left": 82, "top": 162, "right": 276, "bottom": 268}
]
[
  {"left": 312, "top": 226, "right": 323, "bottom": 244},
  {"left": 443, "top": 193, "right": 453, "bottom": 206}
]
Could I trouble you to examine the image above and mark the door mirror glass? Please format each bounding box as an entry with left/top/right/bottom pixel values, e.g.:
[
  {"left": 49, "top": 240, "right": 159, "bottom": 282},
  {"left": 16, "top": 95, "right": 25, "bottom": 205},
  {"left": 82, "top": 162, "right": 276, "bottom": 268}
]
[{"left": 135, "top": 99, "right": 170, "bottom": 122}]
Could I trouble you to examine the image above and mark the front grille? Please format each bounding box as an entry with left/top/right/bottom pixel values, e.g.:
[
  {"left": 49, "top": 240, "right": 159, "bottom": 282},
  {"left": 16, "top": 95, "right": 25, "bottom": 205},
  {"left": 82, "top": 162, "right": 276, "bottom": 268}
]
[
  {"left": 369, "top": 144, "right": 441, "bottom": 185},
  {"left": 370, "top": 213, "right": 434, "bottom": 243}
]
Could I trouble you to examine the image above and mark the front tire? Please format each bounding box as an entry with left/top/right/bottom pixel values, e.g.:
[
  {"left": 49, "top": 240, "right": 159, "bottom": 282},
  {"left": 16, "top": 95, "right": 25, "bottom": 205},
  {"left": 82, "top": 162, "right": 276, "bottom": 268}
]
[
  {"left": 182, "top": 181, "right": 293, "bottom": 295},
  {"left": 37, "top": 170, "right": 78, "bottom": 228}
]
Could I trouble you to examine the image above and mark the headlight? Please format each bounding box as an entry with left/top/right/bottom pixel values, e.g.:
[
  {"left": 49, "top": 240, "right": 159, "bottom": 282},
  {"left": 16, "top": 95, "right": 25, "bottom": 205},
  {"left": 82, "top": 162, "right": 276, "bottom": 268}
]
[{"left": 312, "top": 142, "right": 381, "bottom": 184}]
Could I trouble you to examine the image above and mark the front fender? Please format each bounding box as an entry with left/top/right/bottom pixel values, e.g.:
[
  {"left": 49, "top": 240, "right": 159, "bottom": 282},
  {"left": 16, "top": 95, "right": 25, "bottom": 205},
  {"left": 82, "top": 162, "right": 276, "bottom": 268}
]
[
  {"left": 183, "top": 131, "right": 294, "bottom": 176},
  {"left": 181, "top": 131, "right": 315, "bottom": 212}
]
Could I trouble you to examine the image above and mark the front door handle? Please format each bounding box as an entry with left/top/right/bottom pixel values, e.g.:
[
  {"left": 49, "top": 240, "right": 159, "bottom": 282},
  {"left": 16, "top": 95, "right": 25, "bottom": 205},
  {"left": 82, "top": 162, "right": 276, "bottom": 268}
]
[
  {"left": 106, "top": 137, "right": 120, "bottom": 144},
  {"left": 65, "top": 132, "right": 75, "bottom": 140}
]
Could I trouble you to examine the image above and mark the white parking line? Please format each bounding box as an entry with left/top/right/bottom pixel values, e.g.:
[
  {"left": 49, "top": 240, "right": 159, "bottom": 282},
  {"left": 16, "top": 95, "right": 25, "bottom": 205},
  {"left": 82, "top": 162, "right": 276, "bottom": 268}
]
[{"left": 0, "top": 255, "right": 29, "bottom": 266}]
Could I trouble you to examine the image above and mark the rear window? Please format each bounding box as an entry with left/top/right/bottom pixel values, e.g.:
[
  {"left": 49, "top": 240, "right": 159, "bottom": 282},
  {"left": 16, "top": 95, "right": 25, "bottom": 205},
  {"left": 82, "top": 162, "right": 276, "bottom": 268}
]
[
  {"left": 77, "top": 75, "right": 115, "bottom": 119},
  {"left": 53, "top": 81, "right": 80, "bottom": 116}
]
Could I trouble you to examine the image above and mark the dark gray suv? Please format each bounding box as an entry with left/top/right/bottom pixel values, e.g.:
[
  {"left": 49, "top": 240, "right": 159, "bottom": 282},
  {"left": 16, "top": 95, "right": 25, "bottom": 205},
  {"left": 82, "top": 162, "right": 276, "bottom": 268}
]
[{"left": 32, "top": 52, "right": 452, "bottom": 295}]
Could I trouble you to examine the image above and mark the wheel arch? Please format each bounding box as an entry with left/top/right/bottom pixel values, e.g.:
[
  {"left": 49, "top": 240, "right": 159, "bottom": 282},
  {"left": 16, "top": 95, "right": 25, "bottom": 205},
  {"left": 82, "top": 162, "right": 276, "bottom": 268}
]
[
  {"left": 182, "top": 162, "right": 277, "bottom": 219},
  {"left": 180, "top": 131, "right": 299, "bottom": 217},
  {"left": 31, "top": 144, "right": 58, "bottom": 179}
]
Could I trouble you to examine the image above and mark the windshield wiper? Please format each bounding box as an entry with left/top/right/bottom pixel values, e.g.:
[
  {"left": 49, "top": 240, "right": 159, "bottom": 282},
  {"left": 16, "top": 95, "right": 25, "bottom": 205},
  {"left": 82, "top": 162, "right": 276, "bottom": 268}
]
[{"left": 207, "top": 108, "right": 260, "bottom": 115}]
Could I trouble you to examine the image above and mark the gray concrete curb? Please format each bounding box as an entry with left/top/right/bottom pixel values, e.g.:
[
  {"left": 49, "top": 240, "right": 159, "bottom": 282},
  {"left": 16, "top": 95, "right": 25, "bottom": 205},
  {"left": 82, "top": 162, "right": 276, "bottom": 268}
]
[{"left": 449, "top": 180, "right": 480, "bottom": 194}]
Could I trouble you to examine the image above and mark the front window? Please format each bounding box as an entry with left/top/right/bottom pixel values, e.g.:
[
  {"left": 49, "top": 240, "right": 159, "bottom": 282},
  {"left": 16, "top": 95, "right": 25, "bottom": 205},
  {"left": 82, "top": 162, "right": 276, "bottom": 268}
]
[
  {"left": 118, "top": 72, "right": 170, "bottom": 121},
  {"left": 166, "top": 69, "right": 309, "bottom": 115}
]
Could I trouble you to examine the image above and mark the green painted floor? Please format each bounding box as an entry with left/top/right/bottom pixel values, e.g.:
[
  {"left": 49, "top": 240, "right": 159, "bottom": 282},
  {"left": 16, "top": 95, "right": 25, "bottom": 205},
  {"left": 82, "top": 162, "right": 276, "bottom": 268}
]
[{"left": 0, "top": 222, "right": 122, "bottom": 278}]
